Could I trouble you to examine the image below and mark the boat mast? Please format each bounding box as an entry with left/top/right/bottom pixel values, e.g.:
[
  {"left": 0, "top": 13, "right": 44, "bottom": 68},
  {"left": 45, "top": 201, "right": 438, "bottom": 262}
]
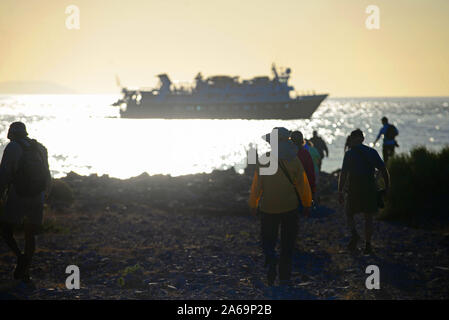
[{"left": 271, "top": 63, "right": 279, "bottom": 82}]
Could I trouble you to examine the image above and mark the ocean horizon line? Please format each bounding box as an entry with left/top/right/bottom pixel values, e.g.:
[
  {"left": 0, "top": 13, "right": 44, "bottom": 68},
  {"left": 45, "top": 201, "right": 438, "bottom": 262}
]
[{"left": 1, "top": 93, "right": 449, "bottom": 99}]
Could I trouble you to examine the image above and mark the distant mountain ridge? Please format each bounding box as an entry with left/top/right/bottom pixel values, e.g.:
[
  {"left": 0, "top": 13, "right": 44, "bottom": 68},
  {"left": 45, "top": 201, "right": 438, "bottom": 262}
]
[{"left": 0, "top": 81, "right": 77, "bottom": 94}]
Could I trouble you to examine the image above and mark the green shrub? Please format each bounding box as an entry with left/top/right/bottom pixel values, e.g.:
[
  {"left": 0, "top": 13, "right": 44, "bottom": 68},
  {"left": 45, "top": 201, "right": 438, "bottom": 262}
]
[
  {"left": 40, "top": 217, "right": 70, "bottom": 234},
  {"left": 382, "top": 146, "right": 449, "bottom": 228},
  {"left": 48, "top": 179, "right": 74, "bottom": 209}
]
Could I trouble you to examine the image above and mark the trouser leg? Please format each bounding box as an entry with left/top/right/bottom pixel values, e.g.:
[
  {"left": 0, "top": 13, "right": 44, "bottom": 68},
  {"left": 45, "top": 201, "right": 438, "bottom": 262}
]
[
  {"left": 382, "top": 145, "right": 388, "bottom": 163},
  {"left": 383, "top": 145, "right": 394, "bottom": 163},
  {"left": 0, "top": 223, "right": 21, "bottom": 257},
  {"left": 364, "top": 213, "right": 373, "bottom": 243},
  {"left": 279, "top": 210, "right": 299, "bottom": 281},
  {"left": 24, "top": 224, "right": 37, "bottom": 260},
  {"left": 345, "top": 203, "right": 357, "bottom": 235},
  {"left": 261, "top": 212, "right": 280, "bottom": 267}
]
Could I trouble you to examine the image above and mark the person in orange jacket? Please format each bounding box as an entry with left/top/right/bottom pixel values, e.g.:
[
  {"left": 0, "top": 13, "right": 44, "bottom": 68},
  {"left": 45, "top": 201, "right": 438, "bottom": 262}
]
[{"left": 249, "top": 127, "right": 312, "bottom": 286}]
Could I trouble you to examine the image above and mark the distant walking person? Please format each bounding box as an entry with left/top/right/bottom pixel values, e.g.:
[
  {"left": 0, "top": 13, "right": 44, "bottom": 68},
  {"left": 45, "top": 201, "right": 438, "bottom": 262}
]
[
  {"left": 304, "top": 140, "right": 321, "bottom": 180},
  {"left": 304, "top": 140, "right": 322, "bottom": 205},
  {"left": 249, "top": 127, "right": 312, "bottom": 286},
  {"left": 291, "top": 131, "right": 316, "bottom": 195},
  {"left": 310, "top": 131, "right": 328, "bottom": 171},
  {"left": 374, "top": 117, "right": 399, "bottom": 164},
  {"left": 338, "top": 129, "right": 390, "bottom": 255},
  {"left": 0, "top": 122, "right": 51, "bottom": 282}
]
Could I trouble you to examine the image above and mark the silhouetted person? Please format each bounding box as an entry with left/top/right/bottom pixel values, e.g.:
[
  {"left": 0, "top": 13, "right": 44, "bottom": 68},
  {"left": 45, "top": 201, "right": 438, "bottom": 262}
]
[
  {"left": 249, "top": 127, "right": 312, "bottom": 286},
  {"left": 338, "top": 129, "right": 390, "bottom": 255},
  {"left": 310, "top": 130, "right": 328, "bottom": 170},
  {"left": 291, "top": 131, "right": 316, "bottom": 195},
  {"left": 340, "top": 135, "right": 353, "bottom": 209},
  {"left": 374, "top": 116, "right": 399, "bottom": 164},
  {"left": 303, "top": 139, "right": 322, "bottom": 205},
  {"left": 344, "top": 135, "right": 353, "bottom": 152},
  {"left": 304, "top": 140, "right": 321, "bottom": 178},
  {"left": 0, "top": 122, "right": 51, "bottom": 282}
]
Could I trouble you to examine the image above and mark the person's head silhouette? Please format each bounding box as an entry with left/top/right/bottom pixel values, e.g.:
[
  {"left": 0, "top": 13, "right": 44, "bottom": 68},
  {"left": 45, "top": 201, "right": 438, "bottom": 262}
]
[
  {"left": 290, "top": 130, "right": 304, "bottom": 147},
  {"left": 7, "top": 121, "right": 28, "bottom": 141},
  {"left": 350, "top": 128, "right": 364, "bottom": 145}
]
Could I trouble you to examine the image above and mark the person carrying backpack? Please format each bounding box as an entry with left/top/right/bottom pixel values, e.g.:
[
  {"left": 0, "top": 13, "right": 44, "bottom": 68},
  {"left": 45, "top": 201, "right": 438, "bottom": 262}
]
[
  {"left": 374, "top": 116, "right": 399, "bottom": 163},
  {"left": 249, "top": 127, "right": 312, "bottom": 286},
  {"left": 338, "top": 129, "right": 390, "bottom": 255},
  {"left": 0, "top": 122, "right": 51, "bottom": 282}
]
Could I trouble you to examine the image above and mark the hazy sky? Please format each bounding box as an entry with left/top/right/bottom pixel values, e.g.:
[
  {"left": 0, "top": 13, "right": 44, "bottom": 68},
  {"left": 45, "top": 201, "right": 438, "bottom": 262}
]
[{"left": 1, "top": 0, "right": 448, "bottom": 96}]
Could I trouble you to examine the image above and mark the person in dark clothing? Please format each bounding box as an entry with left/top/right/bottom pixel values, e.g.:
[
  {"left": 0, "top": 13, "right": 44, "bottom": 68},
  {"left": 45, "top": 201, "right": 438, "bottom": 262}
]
[
  {"left": 338, "top": 129, "right": 390, "bottom": 255},
  {"left": 291, "top": 131, "right": 316, "bottom": 195},
  {"left": 0, "top": 122, "right": 51, "bottom": 281},
  {"left": 374, "top": 117, "right": 399, "bottom": 164},
  {"left": 260, "top": 208, "right": 299, "bottom": 285},
  {"left": 310, "top": 131, "right": 328, "bottom": 170},
  {"left": 344, "top": 134, "right": 353, "bottom": 152}
]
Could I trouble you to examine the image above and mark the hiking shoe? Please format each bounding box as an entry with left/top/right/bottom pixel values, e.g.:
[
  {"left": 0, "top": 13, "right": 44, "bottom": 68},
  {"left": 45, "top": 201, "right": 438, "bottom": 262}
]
[
  {"left": 364, "top": 242, "right": 374, "bottom": 255},
  {"left": 267, "top": 263, "right": 277, "bottom": 286},
  {"left": 347, "top": 233, "right": 360, "bottom": 252},
  {"left": 14, "top": 255, "right": 32, "bottom": 281},
  {"left": 22, "top": 276, "right": 34, "bottom": 287},
  {"left": 21, "top": 266, "right": 31, "bottom": 282},
  {"left": 13, "top": 254, "right": 27, "bottom": 280},
  {"left": 279, "top": 279, "right": 292, "bottom": 287}
]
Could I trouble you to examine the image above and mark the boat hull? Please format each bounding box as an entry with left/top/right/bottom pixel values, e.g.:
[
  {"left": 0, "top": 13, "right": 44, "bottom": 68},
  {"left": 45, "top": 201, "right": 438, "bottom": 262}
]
[{"left": 120, "top": 94, "right": 328, "bottom": 119}]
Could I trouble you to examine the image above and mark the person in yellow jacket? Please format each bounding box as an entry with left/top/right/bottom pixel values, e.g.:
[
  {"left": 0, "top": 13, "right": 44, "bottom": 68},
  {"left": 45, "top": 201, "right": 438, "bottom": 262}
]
[{"left": 249, "top": 127, "right": 312, "bottom": 286}]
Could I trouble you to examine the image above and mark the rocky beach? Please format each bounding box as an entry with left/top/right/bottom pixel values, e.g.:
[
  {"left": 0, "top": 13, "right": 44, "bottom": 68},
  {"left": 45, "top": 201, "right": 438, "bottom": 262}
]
[{"left": 0, "top": 168, "right": 448, "bottom": 300}]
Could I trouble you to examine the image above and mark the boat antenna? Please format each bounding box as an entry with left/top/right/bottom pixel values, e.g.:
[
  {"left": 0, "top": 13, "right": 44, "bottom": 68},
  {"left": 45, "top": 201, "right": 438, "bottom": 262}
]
[
  {"left": 271, "top": 63, "right": 279, "bottom": 81},
  {"left": 115, "top": 74, "right": 122, "bottom": 88}
]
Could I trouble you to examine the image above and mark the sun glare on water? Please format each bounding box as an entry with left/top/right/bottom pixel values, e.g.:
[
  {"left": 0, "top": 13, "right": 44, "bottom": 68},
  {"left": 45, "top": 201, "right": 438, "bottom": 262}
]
[{"left": 1, "top": 95, "right": 448, "bottom": 179}]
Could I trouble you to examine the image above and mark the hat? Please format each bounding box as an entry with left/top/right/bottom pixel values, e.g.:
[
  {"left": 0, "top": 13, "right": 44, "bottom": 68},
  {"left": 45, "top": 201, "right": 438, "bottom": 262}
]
[
  {"left": 7, "top": 121, "right": 28, "bottom": 139},
  {"left": 263, "top": 127, "right": 298, "bottom": 160}
]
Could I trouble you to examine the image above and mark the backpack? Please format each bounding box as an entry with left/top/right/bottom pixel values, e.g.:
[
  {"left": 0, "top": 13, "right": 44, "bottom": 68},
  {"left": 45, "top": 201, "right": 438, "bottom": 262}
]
[
  {"left": 13, "top": 139, "right": 49, "bottom": 197},
  {"left": 385, "top": 124, "right": 398, "bottom": 140}
]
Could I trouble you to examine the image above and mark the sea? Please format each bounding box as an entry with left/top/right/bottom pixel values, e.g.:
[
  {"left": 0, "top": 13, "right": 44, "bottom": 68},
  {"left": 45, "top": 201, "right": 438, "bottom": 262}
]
[{"left": 0, "top": 95, "right": 448, "bottom": 179}]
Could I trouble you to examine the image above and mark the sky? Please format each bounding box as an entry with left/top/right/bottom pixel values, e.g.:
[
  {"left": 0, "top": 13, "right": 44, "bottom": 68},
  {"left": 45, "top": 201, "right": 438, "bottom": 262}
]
[{"left": 0, "top": 0, "right": 448, "bottom": 97}]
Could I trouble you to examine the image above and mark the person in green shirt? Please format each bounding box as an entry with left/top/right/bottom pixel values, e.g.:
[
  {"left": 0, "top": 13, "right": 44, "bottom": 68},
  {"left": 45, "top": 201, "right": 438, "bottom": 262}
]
[{"left": 304, "top": 140, "right": 321, "bottom": 206}]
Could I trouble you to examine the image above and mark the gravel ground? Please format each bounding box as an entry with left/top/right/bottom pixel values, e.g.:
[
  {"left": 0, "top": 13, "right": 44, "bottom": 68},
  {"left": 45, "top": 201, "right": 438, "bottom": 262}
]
[{"left": 1, "top": 169, "right": 448, "bottom": 299}]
